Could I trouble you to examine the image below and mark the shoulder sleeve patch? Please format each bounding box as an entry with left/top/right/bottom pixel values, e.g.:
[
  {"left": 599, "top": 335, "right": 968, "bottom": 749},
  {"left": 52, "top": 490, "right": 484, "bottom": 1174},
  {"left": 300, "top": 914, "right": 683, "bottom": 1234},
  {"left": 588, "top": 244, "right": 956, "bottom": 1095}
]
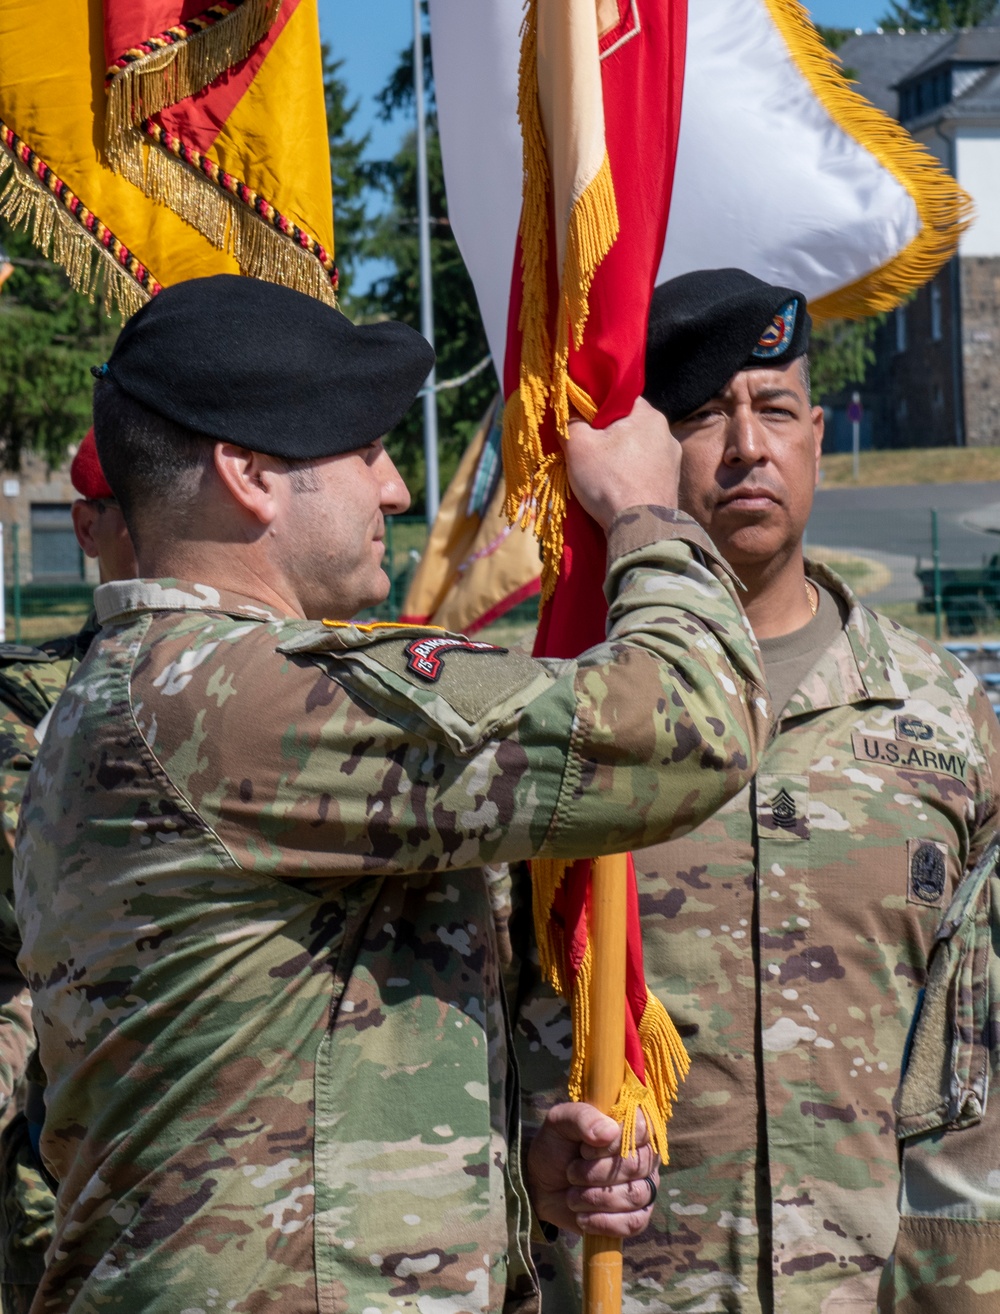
[{"left": 277, "top": 623, "right": 549, "bottom": 752}]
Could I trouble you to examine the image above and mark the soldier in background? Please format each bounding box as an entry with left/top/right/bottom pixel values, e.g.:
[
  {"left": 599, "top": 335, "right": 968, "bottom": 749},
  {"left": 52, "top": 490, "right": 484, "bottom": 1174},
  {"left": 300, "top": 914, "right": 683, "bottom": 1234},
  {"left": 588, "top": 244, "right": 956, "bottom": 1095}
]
[
  {"left": 13, "top": 274, "right": 770, "bottom": 1312},
  {"left": 0, "top": 430, "right": 136, "bottom": 1314},
  {"left": 515, "top": 269, "right": 1000, "bottom": 1313}
]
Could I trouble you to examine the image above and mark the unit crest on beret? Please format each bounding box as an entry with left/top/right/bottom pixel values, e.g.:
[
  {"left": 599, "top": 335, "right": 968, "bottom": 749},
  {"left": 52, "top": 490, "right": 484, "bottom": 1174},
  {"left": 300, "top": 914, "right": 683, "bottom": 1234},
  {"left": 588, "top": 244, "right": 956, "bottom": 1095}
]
[{"left": 751, "top": 299, "right": 799, "bottom": 360}]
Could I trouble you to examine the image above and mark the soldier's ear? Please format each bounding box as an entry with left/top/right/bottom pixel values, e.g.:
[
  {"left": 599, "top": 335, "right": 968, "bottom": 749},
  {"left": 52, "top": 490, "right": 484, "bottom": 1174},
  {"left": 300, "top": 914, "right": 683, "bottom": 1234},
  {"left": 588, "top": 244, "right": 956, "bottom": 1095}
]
[
  {"left": 71, "top": 500, "right": 100, "bottom": 560},
  {"left": 213, "top": 443, "right": 281, "bottom": 527}
]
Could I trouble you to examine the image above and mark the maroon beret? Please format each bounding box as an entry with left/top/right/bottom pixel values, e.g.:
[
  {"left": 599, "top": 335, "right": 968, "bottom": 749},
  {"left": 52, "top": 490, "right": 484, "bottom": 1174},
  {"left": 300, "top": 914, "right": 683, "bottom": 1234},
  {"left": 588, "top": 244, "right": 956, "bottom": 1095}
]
[{"left": 70, "top": 428, "right": 114, "bottom": 500}]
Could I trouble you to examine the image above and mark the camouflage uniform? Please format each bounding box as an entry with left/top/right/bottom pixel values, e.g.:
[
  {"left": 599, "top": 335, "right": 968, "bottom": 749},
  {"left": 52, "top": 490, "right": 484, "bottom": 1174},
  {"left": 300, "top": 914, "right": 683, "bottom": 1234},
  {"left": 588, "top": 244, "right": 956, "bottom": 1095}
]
[
  {"left": 515, "top": 564, "right": 1000, "bottom": 1314},
  {"left": 0, "top": 625, "right": 99, "bottom": 1314},
  {"left": 877, "top": 838, "right": 1000, "bottom": 1313},
  {"left": 13, "top": 507, "right": 770, "bottom": 1313}
]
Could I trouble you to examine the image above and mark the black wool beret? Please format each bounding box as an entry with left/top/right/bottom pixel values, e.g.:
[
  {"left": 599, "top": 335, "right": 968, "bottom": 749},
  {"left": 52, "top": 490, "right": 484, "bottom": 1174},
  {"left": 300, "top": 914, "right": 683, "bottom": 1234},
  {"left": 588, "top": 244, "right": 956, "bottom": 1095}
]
[
  {"left": 97, "top": 274, "right": 435, "bottom": 458},
  {"left": 643, "top": 268, "right": 811, "bottom": 424}
]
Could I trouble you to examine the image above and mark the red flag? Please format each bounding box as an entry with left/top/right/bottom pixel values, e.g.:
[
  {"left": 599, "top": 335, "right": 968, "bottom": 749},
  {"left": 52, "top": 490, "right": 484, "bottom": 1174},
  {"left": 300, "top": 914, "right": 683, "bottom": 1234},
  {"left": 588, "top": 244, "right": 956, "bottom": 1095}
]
[{"left": 503, "top": 0, "right": 690, "bottom": 1157}]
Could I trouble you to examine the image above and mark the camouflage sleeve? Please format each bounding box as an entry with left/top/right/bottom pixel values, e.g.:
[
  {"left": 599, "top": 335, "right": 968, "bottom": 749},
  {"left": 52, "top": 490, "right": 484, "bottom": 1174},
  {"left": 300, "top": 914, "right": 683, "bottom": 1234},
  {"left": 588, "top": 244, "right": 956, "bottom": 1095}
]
[
  {"left": 250, "top": 504, "right": 769, "bottom": 872},
  {"left": 520, "top": 505, "right": 768, "bottom": 858},
  {"left": 878, "top": 839, "right": 1000, "bottom": 1313},
  {"left": 0, "top": 709, "right": 37, "bottom": 1106}
]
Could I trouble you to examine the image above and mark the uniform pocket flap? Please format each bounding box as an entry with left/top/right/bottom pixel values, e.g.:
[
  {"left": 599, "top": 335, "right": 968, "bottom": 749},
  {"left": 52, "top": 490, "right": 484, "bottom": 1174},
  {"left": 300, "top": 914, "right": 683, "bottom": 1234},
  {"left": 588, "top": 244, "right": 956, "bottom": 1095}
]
[
  {"left": 895, "top": 840, "right": 999, "bottom": 1139},
  {"left": 279, "top": 624, "right": 552, "bottom": 754}
]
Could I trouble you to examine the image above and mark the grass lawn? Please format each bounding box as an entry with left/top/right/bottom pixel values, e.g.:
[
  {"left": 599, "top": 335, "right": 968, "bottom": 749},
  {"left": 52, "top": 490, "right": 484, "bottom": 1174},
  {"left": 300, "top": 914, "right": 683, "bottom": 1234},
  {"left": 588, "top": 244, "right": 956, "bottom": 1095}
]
[{"left": 821, "top": 446, "right": 1000, "bottom": 488}]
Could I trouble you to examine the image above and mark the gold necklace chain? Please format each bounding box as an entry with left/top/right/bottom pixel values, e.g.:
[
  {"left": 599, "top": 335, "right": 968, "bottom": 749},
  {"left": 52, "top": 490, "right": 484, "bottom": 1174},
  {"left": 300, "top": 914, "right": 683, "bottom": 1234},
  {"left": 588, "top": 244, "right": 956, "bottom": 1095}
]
[{"left": 805, "top": 579, "right": 818, "bottom": 618}]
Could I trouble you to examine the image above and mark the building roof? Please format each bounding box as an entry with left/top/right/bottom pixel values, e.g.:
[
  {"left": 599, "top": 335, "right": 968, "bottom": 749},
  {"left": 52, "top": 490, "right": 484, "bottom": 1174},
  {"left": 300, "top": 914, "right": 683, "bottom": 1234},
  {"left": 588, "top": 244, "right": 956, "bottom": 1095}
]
[
  {"left": 835, "top": 31, "right": 949, "bottom": 114},
  {"left": 896, "top": 24, "right": 1000, "bottom": 85}
]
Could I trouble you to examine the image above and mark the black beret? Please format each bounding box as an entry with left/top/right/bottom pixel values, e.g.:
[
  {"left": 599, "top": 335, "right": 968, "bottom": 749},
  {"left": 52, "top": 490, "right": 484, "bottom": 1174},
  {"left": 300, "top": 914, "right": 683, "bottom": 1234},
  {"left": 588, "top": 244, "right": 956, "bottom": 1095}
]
[
  {"left": 96, "top": 275, "right": 435, "bottom": 458},
  {"left": 643, "top": 268, "right": 811, "bottom": 423}
]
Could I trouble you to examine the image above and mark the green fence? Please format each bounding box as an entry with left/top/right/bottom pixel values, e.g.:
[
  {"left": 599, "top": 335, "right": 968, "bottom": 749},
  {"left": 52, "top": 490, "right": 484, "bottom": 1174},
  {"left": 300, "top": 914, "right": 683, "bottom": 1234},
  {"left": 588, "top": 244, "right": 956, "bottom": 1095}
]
[
  {"left": 14, "top": 499, "right": 996, "bottom": 648},
  {"left": 0, "top": 516, "right": 538, "bottom": 645}
]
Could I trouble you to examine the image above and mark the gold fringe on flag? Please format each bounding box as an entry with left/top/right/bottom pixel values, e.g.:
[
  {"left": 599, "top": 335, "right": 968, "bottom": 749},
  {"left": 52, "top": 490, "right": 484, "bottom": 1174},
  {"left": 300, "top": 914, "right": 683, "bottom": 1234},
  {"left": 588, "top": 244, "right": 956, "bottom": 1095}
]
[
  {"left": 103, "top": 0, "right": 337, "bottom": 305},
  {"left": 0, "top": 126, "right": 152, "bottom": 319},
  {"left": 105, "top": 0, "right": 280, "bottom": 170},
  {"left": 762, "top": 0, "right": 973, "bottom": 322},
  {"left": 501, "top": 0, "right": 618, "bottom": 604},
  {"left": 138, "top": 140, "right": 337, "bottom": 305},
  {"left": 531, "top": 857, "right": 689, "bottom": 1162}
]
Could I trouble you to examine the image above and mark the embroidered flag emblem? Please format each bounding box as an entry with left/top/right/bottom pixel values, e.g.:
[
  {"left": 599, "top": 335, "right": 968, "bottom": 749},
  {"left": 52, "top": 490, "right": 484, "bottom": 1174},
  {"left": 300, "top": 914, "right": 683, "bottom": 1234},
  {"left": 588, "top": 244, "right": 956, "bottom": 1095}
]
[{"left": 404, "top": 636, "right": 508, "bottom": 682}]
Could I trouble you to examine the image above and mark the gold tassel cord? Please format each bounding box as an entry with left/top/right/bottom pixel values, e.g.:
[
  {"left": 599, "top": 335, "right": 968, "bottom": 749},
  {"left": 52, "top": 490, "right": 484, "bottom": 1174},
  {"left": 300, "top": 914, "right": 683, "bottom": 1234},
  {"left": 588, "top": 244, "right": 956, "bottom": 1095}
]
[
  {"left": 105, "top": 0, "right": 281, "bottom": 169},
  {"left": 530, "top": 857, "right": 690, "bottom": 1164},
  {"left": 550, "top": 152, "right": 619, "bottom": 439},
  {"left": 762, "top": 0, "right": 973, "bottom": 322},
  {"left": 502, "top": 0, "right": 556, "bottom": 593},
  {"left": 0, "top": 137, "right": 151, "bottom": 319}
]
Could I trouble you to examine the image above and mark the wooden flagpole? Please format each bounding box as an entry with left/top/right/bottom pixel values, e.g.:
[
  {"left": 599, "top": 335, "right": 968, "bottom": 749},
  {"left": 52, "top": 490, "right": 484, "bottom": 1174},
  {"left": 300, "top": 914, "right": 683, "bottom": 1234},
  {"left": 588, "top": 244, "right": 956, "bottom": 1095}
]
[{"left": 582, "top": 851, "right": 629, "bottom": 1314}]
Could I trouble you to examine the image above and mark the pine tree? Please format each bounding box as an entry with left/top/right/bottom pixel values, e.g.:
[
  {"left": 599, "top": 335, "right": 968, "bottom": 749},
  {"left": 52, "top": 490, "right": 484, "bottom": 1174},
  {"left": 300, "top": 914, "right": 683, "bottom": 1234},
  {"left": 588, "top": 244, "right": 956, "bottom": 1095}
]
[
  {"left": 323, "top": 44, "right": 370, "bottom": 316},
  {"left": 358, "top": 10, "right": 496, "bottom": 513},
  {"left": 881, "top": 0, "right": 998, "bottom": 28}
]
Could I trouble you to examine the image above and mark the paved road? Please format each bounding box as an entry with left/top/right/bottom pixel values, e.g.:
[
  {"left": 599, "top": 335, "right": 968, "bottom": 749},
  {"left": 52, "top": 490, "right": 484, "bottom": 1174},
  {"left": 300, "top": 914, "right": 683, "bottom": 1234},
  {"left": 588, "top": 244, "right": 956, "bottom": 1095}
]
[
  {"left": 807, "top": 481, "right": 1000, "bottom": 606},
  {"left": 809, "top": 481, "right": 1000, "bottom": 563}
]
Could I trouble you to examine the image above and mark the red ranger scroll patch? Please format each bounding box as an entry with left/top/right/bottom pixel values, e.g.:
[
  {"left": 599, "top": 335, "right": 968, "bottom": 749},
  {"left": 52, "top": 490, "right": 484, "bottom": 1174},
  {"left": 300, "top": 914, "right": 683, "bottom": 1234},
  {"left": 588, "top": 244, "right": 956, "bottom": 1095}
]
[{"left": 404, "top": 636, "right": 508, "bottom": 682}]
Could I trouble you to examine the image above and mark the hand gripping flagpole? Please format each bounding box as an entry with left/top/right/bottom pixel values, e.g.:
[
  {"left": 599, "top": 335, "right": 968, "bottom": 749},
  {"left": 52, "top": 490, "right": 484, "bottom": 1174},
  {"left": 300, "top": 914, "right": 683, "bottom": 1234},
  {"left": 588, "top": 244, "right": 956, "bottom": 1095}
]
[{"left": 583, "top": 853, "right": 629, "bottom": 1313}]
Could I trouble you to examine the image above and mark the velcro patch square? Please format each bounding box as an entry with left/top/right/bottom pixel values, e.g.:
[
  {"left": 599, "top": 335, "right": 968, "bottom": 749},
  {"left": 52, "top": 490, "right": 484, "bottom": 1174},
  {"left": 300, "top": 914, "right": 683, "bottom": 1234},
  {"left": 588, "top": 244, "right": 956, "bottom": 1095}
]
[{"left": 907, "top": 838, "right": 949, "bottom": 908}]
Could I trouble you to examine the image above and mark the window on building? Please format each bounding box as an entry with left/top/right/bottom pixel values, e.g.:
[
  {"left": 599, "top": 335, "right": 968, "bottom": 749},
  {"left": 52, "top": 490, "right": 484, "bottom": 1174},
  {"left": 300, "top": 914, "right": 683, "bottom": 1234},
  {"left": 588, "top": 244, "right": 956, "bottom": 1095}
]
[
  {"left": 895, "top": 306, "right": 907, "bottom": 354},
  {"left": 30, "top": 504, "right": 83, "bottom": 582},
  {"left": 930, "top": 283, "right": 943, "bottom": 342}
]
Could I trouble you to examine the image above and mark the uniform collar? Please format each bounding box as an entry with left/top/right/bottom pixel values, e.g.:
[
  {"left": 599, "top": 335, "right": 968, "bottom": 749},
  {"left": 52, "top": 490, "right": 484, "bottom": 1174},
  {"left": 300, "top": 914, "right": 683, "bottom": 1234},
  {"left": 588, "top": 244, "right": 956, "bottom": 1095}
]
[
  {"left": 777, "top": 560, "right": 907, "bottom": 721},
  {"left": 95, "top": 579, "right": 287, "bottom": 627}
]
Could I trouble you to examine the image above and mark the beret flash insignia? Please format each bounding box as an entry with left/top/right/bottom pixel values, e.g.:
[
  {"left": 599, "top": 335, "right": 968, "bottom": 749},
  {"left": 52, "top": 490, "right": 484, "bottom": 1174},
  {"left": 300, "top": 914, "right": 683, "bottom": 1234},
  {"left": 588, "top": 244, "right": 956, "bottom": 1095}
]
[{"left": 751, "top": 299, "right": 798, "bottom": 360}]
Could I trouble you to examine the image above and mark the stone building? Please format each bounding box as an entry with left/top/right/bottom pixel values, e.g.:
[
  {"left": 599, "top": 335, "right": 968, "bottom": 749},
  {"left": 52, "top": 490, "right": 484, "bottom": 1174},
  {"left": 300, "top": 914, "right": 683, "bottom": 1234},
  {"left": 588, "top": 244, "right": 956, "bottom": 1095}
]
[
  {"left": 0, "top": 444, "right": 97, "bottom": 591},
  {"left": 830, "top": 25, "right": 1000, "bottom": 449}
]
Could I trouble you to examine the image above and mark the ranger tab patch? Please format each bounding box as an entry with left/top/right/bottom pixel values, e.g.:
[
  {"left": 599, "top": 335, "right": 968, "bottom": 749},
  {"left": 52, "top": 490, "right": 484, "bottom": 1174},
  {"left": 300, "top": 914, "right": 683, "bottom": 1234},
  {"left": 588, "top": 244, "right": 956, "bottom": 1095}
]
[{"left": 405, "top": 636, "right": 508, "bottom": 682}]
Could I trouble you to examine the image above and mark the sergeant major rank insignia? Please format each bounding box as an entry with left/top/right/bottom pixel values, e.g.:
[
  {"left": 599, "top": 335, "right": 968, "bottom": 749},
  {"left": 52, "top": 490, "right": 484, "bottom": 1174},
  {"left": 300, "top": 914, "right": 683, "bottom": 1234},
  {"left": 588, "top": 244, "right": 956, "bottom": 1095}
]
[{"left": 405, "top": 636, "right": 508, "bottom": 682}]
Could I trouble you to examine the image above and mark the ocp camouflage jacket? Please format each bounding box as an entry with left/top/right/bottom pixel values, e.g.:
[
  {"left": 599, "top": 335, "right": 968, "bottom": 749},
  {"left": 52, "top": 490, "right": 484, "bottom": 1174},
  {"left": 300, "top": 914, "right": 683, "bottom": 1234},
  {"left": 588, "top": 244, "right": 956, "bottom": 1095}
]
[
  {"left": 878, "top": 836, "right": 1000, "bottom": 1314},
  {"left": 14, "top": 507, "right": 769, "bottom": 1314},
  {"left": 515, "top": 564, "right": 1000, "bottom": 1314}
]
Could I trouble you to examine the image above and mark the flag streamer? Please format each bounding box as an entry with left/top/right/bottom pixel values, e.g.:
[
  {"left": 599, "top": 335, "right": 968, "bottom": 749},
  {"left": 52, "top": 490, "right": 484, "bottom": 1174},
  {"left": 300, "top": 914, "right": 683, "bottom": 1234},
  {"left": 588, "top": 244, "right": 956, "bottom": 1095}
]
[
  {"left": 762, "top": 0, "right": 973, "bottom": 321},
  {"left": 104, "top": 0, "right": 280, "bottom": 151},
  {"left": 0, "top": 0, "right": 336, "bottom": 309},
  {"left": 105, "top": 0, "right": 336, "bottom": 305},
  {"left": 501, "top": 0, "right": 618, "bottom": 605}
]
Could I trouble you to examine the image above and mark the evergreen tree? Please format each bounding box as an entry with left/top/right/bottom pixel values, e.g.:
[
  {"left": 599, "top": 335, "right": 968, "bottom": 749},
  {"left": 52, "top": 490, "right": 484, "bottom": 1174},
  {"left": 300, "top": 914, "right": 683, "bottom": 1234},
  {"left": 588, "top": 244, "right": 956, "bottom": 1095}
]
[
  {"left": 809, "top": 315, "right": 882, "bottom": 403},
  {"left": 323, "top": 44, "right": 371, "bottom": 316},
  {"left": 358, "top": 10, "right": 496, "bottom": 513},
  {"left": 881, "top": 0, "right": 998, "bottom": 28},
  {"left": 0, "top": 222, "right": 117, "bottom": 471}
]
